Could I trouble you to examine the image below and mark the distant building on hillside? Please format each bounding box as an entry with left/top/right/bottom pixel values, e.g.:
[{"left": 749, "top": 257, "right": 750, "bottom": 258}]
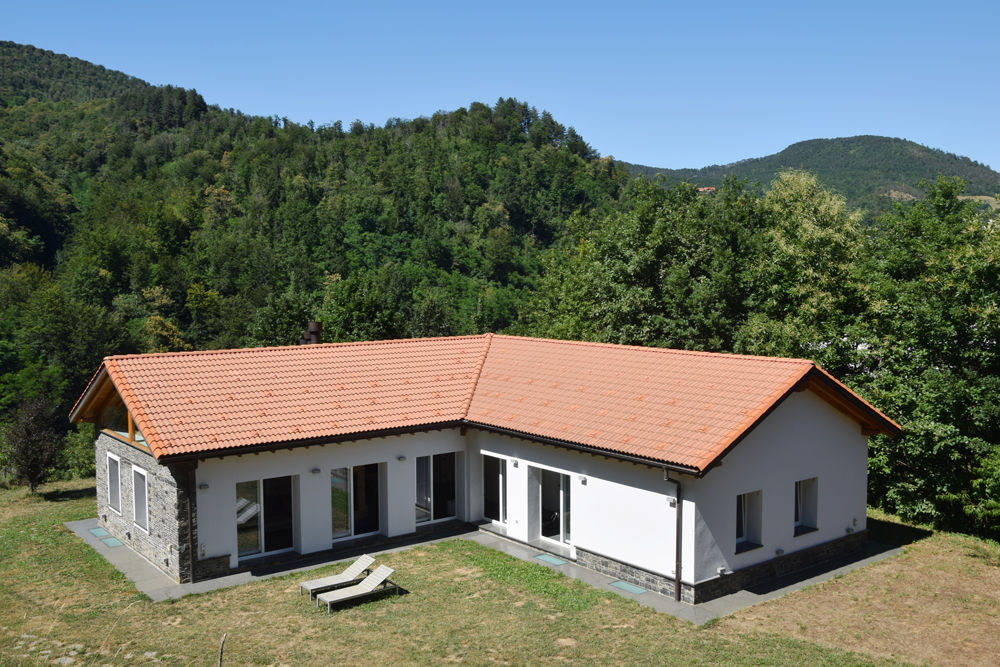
[{"left": 697, "top": 186, "right": 717, "bottom": 194}]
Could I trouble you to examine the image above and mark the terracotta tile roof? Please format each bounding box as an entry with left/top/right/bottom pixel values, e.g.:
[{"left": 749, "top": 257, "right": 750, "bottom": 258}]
[
  {"left": 468, "top": 336, "right": 815, "bottom": 471},
  {"left": 82, "top": 336, "right": 490, "bottom": 460},
  {"left": 71, "top": 333, "right": 899, "bottom": 471}
]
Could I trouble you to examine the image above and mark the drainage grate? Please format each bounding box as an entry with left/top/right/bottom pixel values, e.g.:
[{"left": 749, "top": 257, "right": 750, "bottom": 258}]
[
  {"left": 535, "top": 553, "right": 567, "bottom": 566},
  {"left": 610, "top": 580, "right": 646, "bottom": 594},
  {"left": 101, "top": 537, "right": 124, "bottom": 548}
]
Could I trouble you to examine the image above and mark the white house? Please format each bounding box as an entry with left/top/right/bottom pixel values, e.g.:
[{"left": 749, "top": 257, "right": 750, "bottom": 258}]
[{"left": 69, "top": 334, "right": 899, "bottom": 602}]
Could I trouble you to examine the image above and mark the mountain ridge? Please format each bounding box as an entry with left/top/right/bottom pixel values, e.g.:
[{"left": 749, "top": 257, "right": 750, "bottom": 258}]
[{"left": 622, "top": 135, "right": 1000, "bottom": 212}]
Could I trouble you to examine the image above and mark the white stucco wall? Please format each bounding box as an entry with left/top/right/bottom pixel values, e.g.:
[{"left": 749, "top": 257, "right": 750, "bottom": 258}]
[
  {"left": 195, "top": 429, "right": 465, "bottom": 568},
  {"left": 465, "top": 429, "right": 680, "bottom": 580},
  {"left": 187, "top": 387, "right": 868, "bottom": 579},
  {"left": 684, "top": 390, "right": 869, "bottom": 584}
]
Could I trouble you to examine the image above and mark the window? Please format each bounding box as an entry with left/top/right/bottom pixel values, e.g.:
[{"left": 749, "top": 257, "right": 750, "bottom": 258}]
[
  {"left": 133, "top": 466, "right": 148, "bottom": 532},
  {"left": 107, "top": 453, "right": 121, "bottom": 514},
  {"left": 540, "top": 469, "right": 571, "bottom": 545},
  {"left": 415, "top": 453, "right": 456, "bottom": 523},
  {"left": 237, "top": 480, "right": 262, "bottom": 556},
  {"left": 735, "top": 490, "right": 762, "bottom": 553},
  {"left": 794, "top": 478, "right": 818, "bottom": 536},
  {"left": 330, "top": 464, "right": 381, "bottom": 542},
  {"left": 237, "top": 476, "right": 295, "bottom": 557},
  {"left": 482, "top": 455, "right": 507, "bottom": 523},
  {"left": 101, "top": 396, "right": 129, "bottom": 439},
  {"left": 100, "top": 394, "right": 146, "bottom": 446}
]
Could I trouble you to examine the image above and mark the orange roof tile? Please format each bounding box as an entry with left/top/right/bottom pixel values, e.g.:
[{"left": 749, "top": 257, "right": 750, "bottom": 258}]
[
  {"left": 71, "top": 334, "right": 900, "bottom": 472},
  {"left": 74, "top": 336, "right": 490, "bottom": 460}
]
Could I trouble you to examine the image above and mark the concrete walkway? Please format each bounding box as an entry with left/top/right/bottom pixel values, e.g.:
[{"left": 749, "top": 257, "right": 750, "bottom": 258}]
[{"left": 65, "top": 518, "right": 902, "bottom": 624}]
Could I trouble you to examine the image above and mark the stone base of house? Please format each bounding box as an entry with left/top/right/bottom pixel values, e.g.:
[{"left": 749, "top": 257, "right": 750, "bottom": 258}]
[
  {"left": 577, "top": 530, "right": 868, "bottom": 604},
  {"left": 576, "top": 548, "right": 695, "bottom": 602},
  {"left": 193, "top": 555, "right": 233, "bottom": 581}
]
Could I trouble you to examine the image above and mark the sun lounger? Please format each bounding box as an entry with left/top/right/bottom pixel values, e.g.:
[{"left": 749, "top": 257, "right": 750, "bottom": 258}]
[
  {"left": 299, "top": 554, "right": 376, "bottom": 599},
  {"left": 316, "top": 564, "right": 398, "bottom": 612}
]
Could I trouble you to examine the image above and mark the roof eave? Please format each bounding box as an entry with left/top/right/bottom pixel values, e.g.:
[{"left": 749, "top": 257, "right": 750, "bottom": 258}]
[
  {"left": 698, "top": 365, "right": 902, "bottom": 474},
  {"left": 155, "top": 421, "right": 465, "bottom": 464},
  {"left": 804, "top": 367, "right": 902, "bottom": 437},
  {"left": 464, "top": 421, "right": 703, "bottom": 476},
  {"left": 68, "top": 364, "right": 110, "bottom": 423}
]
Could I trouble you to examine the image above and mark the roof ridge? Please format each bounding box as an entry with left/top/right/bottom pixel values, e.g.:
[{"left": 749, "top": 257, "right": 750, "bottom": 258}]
[
  {"left": 100, "top": 334, "right": 490, "bottom": 362},
  {"left": 460, "top": 333, "right": 494, "bottom": 418},
  {"left": 489, "top": 334, "right": 815, "bottom": 364}
]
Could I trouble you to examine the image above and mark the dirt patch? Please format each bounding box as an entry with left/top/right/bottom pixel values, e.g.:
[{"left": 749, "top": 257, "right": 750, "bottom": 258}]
[
  {"left": 885, "top": 189, "right": 917, "bottom": 201},
  {"left": 716, "top": 523, "right": 1000, "bottom": 666},
  {"left": 959, "top": 195, "right": 1000, "bottom": 210}
]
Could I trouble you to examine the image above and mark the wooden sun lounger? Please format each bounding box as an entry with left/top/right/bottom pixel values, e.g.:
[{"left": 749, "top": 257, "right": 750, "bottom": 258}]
[
  {"left": 316, "top": 564, "right": 398, "bottom": 612},
  {"left": 299, "top": 554, "right": 376, "bottom": 599}
]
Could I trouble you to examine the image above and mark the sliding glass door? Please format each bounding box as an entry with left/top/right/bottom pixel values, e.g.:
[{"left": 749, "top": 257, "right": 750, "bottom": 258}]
[
  {"left": 415, "top": 452, "right": 456, "bottom": 523},
  {"left": 540, "top": 469, "right": 571, "bottom": 545},
  {"left": 236, "top": 475, "right": 294, "bottom": 558},
  {"left": 330, "top": 463, "right": 381, "bottom": 541},
  {"left": 483, "top": 455, "right": 507, "bottom": 523}
]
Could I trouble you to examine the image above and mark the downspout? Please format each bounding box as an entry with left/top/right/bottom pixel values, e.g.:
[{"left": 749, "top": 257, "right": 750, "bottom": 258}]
[
  {"left": 675, "top": 479, "right": 683, "bottom": 602},
  {"left": 667, "top": 472, "right": 683, "bottom": 602},
  {"left": 186, "top": 466, "right": 196, "bottom": 584}
]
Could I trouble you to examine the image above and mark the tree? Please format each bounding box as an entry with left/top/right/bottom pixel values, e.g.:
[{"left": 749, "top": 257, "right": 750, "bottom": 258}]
[
  {"left": 859, "top": 177, "right": 1000, "bottom": 536},
  {"left": 1, "top": 397, "right": 64, "bottom": 492},
  {"left": 733, "top": 170, "right": 866, "bottom": 374}
]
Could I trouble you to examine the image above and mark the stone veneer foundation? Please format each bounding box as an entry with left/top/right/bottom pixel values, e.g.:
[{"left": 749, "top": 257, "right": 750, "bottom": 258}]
[{"left": 577, "top": 530, "right": 868, "bottom": 604}]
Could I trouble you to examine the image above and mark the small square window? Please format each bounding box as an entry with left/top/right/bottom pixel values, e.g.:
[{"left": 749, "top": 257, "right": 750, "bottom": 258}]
[
  {"left": 736, "top": 490, "right": 762, "bottom": 553},
  {"left": 794, "top": 478, "right": 818, "bottom": 536}
]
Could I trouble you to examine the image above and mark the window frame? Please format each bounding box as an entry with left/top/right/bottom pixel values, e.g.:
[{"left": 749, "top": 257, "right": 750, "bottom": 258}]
[
  {"left": 414, "top": 453, "right": 457, "bottom": 525},
  {"left": 482, "top": 454, "right": 508, "bottom": 524},
  {"left": 794, "top": 477, "right": 818, "bottom": 536},
  {"left": 735, "top": 490, "right": 762, "bottom": 554},
  {"left": 99, "top": 394, "right": 148, "bottom": 448},
  {"left": 107, "top": 452, "right": 121, "bottom": 515},
  {"left": 132, "top": 465, "right": 148, "bottom": 533},
  {"left": 538, "top": 468, "right": 572, "bottom": 546},
  {"left": 330, "top": 463, "right": 382, "bottom": 543}
]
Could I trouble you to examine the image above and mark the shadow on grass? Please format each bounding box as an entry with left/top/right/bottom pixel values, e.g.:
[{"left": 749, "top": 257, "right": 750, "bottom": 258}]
[
  {"left": 41, "top": 486, "right": 97, "bottom": 503},
  {"left": 866, "top": 516, "right": 933, "bottom": 550},
  {"left": 244, "top": 519, "right": 477, "bottom": 577},
  {"left": 741, "top": 523, "right": 932, "bottom": 598},
  {"left": 316, "top": 586, "right": 410, "bottom": 613},
  {"left": 964, "top": 541, "right": 1000, "bottom": 568}
]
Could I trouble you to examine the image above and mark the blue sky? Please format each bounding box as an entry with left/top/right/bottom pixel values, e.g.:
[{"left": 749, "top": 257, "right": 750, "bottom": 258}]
[{"left": 6, "top": 1, "right": 999, "bottom": 170}]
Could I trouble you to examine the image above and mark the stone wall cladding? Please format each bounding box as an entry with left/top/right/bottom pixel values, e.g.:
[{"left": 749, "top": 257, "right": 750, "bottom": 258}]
[
  {"left": 95, "top": 432, "right": 186, "bottom": 582},
  {"left": 193, "top": 554, "right": 232, "bottom": 580},
  {"left": 577, "top": 531, "right": 867, "bottom": 604},
  {"left": 576, "top": 549, "right": 694, "bottom": 603}
]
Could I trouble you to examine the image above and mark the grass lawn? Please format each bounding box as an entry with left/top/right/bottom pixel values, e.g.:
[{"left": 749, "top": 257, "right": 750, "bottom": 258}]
[{"left": 1, "top": 479, "right": 995, "bottom": 665}]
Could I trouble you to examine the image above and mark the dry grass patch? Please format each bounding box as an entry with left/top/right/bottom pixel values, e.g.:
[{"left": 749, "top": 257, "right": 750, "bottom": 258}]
[
  {"left": 715, "top": 511, "right": 1000, "bottom": 666},
  {"left": 1, "top": 479, "right": 895, "bottom": 665}
]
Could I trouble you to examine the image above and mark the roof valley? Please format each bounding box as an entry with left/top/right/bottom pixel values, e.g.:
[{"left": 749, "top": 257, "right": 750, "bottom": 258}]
[{"left": 460, "top": 333, "right": 494, "bottom": 420}]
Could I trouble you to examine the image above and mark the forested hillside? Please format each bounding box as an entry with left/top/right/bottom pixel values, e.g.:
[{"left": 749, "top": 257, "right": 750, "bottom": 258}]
[
  {"left": 0, "top": 41, "right": 150, "bottom": 106},
  {"left": 625, "top": 136, "right": 1000, "bottom": 214},
  {"left": 1, "top": 42, "right": 997, "bottom": 541}
]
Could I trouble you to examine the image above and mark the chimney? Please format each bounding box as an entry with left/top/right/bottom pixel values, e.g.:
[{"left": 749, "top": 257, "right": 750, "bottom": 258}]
[
  {"left": 307, "top": 321, "right": 322, "bottom": 344},
  {"left": 299, "top": 321, "right": 322, "bottom": 345}
]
